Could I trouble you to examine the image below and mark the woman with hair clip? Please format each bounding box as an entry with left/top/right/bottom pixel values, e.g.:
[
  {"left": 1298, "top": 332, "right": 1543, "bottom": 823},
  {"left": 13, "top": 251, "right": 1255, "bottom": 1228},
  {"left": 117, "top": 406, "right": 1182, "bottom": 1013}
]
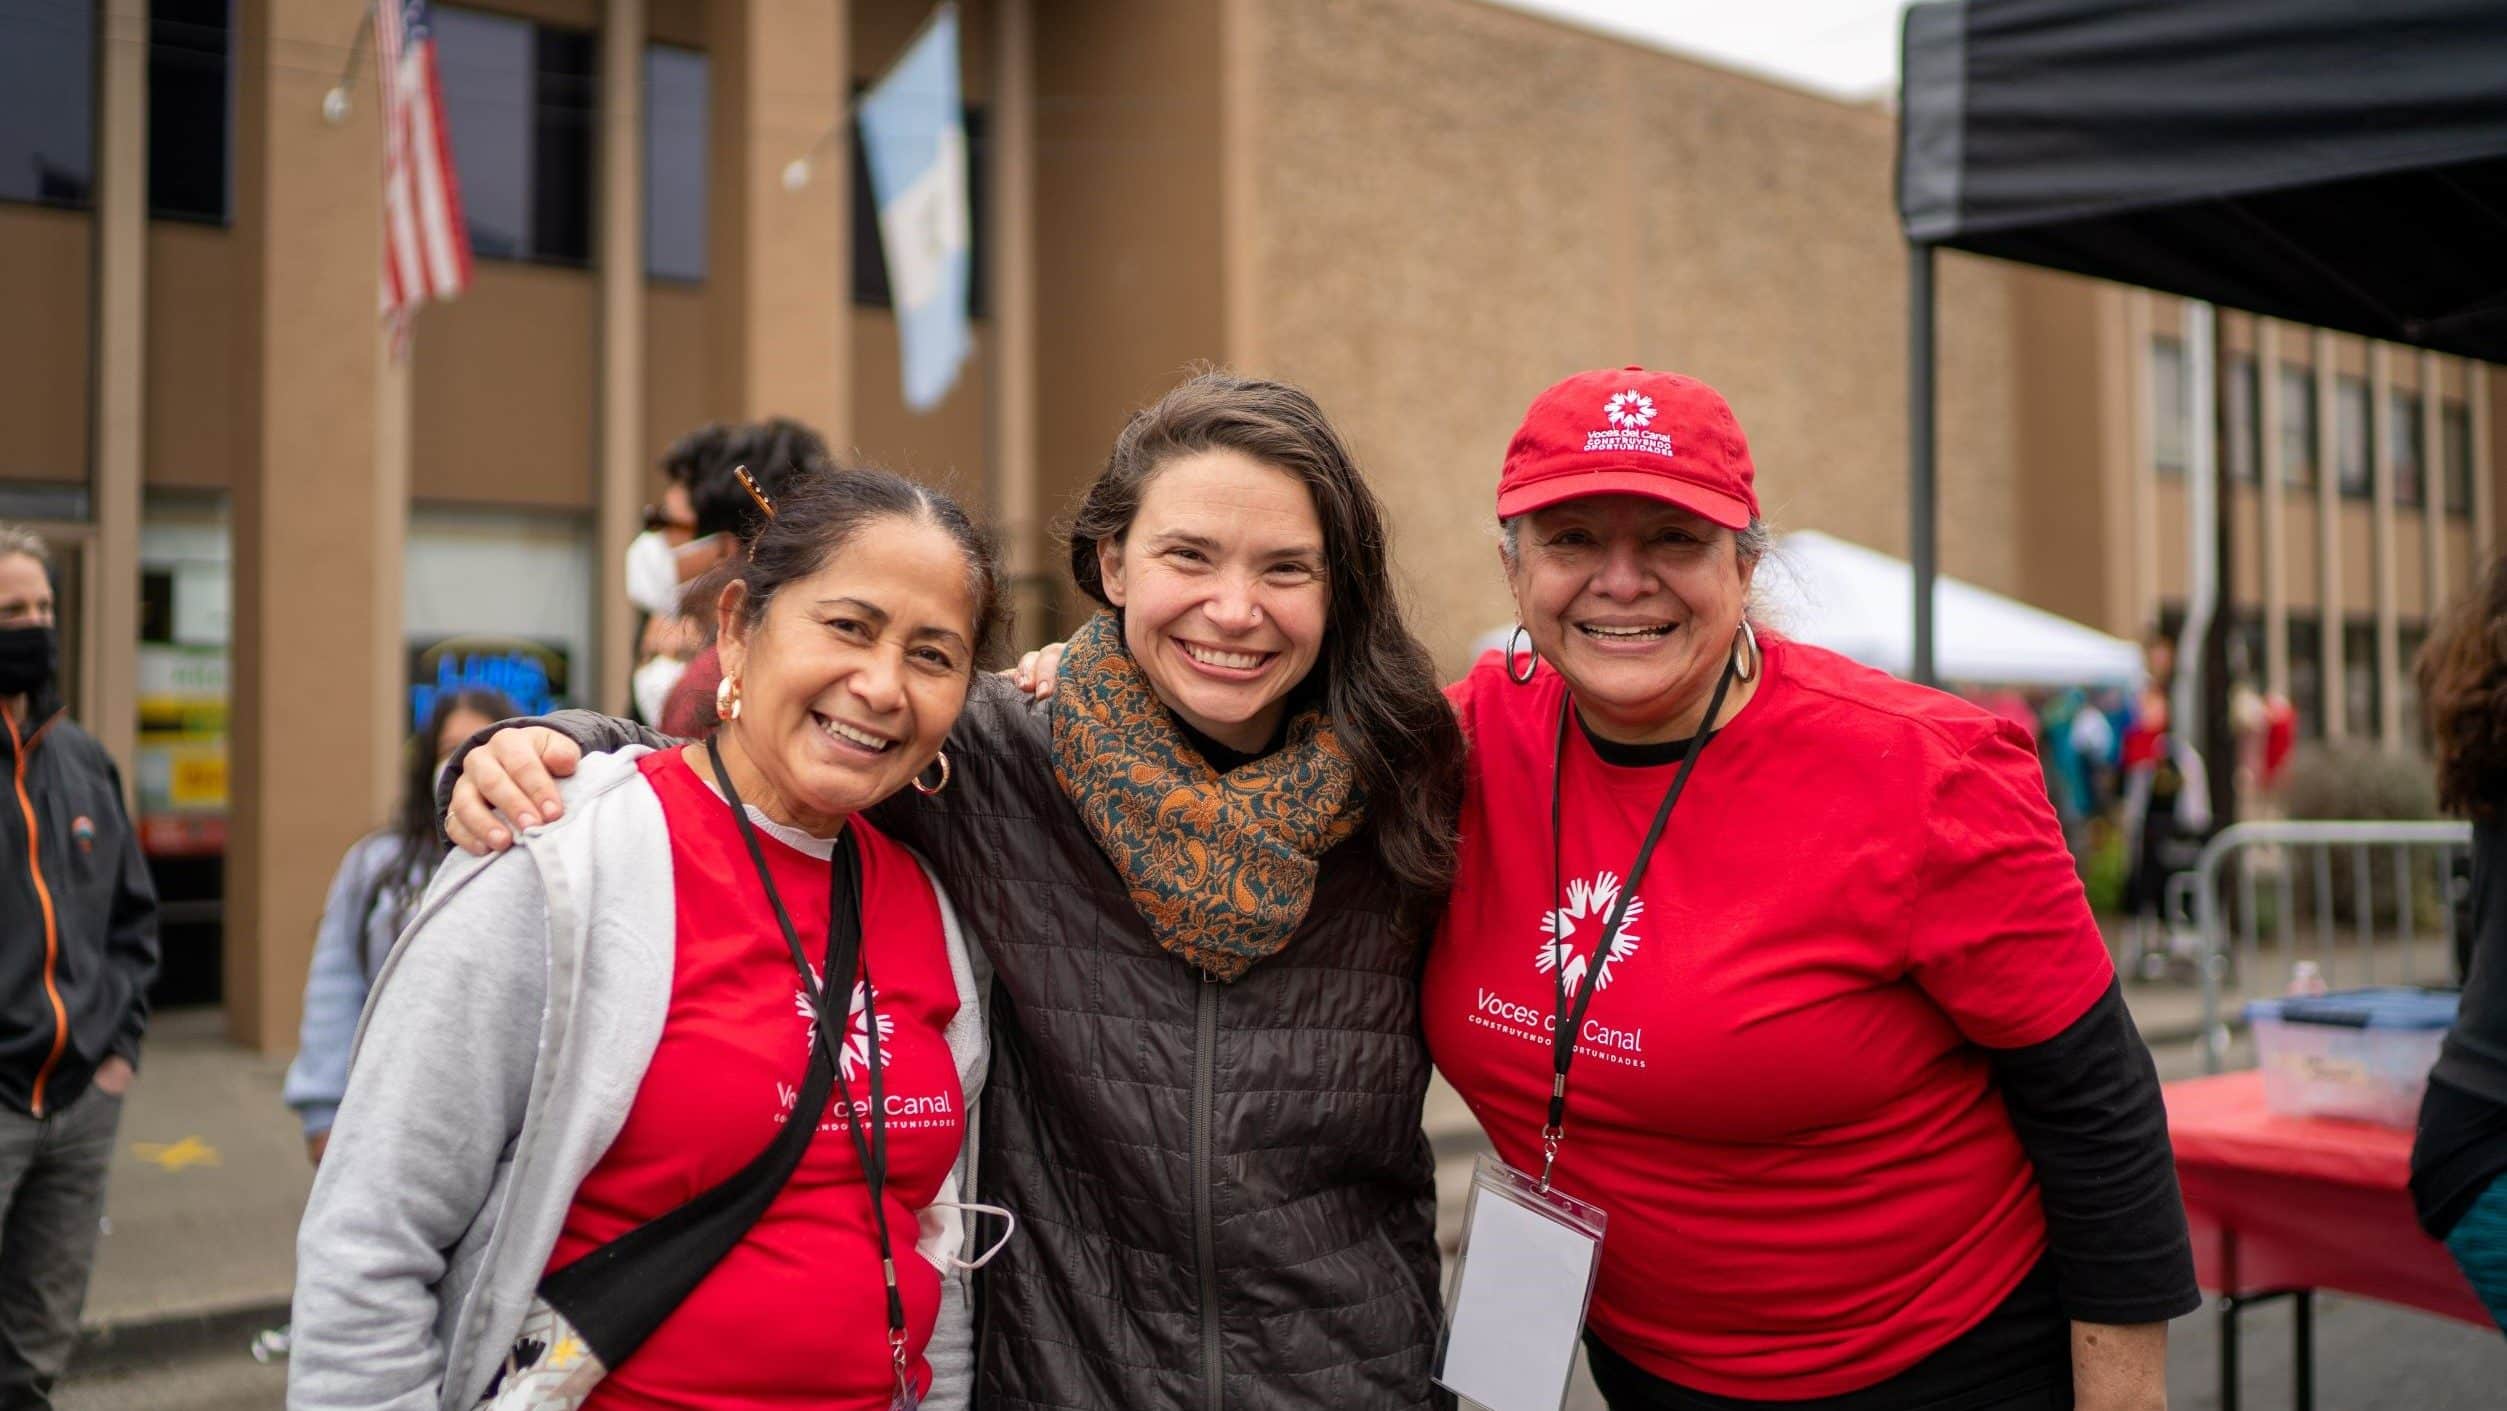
[
  {"left": 440, "top": 372, "right": 1468, "bottom": 1410},
  {"left": 292, "top": 469, "right": 1005, "bottom": 1411},
  {"left": 2411, "top": 550, "right": 2507, "bottom": 1334},
  {"left": 283, "top": 685, "right": 517, "bottom": 1165}
]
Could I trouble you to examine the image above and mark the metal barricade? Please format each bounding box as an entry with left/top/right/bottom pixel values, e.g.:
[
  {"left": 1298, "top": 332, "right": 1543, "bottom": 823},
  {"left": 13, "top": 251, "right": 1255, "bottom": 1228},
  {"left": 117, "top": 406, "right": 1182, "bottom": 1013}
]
[{"left": 2162, "top": 819, "right": 2475, "bottom": 1073}]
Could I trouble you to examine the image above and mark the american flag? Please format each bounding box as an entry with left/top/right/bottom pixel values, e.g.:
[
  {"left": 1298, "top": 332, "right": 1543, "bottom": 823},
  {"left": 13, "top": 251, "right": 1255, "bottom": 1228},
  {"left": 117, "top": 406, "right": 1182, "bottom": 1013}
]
[{"left": 375, "top": 0, "right": 471, "bottom": 328}]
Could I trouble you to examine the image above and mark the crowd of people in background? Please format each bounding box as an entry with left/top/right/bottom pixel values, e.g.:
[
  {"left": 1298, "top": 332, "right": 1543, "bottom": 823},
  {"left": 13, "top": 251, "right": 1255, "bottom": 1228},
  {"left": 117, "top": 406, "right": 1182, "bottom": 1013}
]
[{"left": 1956, "top": 634, "right": 2304, "bottom": 981}]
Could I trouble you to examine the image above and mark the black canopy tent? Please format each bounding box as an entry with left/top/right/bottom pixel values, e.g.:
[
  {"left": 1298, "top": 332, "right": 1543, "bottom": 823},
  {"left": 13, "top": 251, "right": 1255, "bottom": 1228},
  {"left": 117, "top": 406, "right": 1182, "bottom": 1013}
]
[{"left": 1895, "top": 0, "right": 2507, "bottom": 684}]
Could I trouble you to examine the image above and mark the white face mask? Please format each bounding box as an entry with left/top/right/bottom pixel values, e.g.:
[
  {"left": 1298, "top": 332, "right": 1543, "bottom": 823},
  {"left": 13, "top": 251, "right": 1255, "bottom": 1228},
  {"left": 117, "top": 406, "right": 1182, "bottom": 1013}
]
[
  {"left": 632, "top": 654, "right": 689, "bottom": 725},
  {"left": 624, "top": 531, "right": 686, "bottom": 617}
]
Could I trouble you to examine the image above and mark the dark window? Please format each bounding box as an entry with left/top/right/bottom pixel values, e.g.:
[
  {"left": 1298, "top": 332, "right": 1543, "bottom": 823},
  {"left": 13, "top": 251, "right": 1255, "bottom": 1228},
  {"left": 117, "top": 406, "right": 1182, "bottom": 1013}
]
[
  {"left": 643, "top": 44, "right": 706, "bottom": 281},
  {"left": 2443, "top": 403, "right": 2474, "bottom": 518},
  {"left": 850, "top": 100, "right": 987, "bottom": 316},
  {"left": 0, "top": 0, "right": 93, "bottom": 208},
  {"left": 2399, "top": 621, "right": 2430, "bottom": 751},
  {"left": 532, "top": 26, "right": 595, "bottom": 263},
  {"left": 2389, "top": 390, "right": 2424, "bottom": 508},
  {"left": 2151, "top": 337, "right": 2187, "bottom": 477},
  {"left": 2335, "top": 375, "right": 2372, "bottom": 500},
  {"left": 433, "top": 6, "right": 594, "bottom": 266},
  {"left": 2342, "top": 618, "right": 2381, "bottom": 739},
  {"left": 2286, "top": 615, "right": 2324, "bottom": 739},
  {"left": 139, "top": 568, "right": 174, "bottom": 644},
  {"left": 2278, "top": 365, "right": 2317, "bottom": 490},
  {"left": 2226, "top": 355, "right": 2259, "bottom": 483},
  {"left": 149, "top": 0, "right": 230, "bottom": 221}
]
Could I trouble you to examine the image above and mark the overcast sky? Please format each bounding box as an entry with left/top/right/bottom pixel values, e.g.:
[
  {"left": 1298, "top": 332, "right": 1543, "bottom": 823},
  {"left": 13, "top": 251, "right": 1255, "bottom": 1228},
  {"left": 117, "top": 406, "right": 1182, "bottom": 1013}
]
[{"left": 1475, "top": 0, "right": 1915, "bottom": 101}]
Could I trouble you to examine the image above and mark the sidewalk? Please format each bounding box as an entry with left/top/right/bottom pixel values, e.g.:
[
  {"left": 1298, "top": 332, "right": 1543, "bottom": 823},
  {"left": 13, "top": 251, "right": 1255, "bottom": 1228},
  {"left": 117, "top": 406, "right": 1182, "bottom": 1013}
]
[{"left": 74, "top": 1006, "right": 307, "bottom": 1371}]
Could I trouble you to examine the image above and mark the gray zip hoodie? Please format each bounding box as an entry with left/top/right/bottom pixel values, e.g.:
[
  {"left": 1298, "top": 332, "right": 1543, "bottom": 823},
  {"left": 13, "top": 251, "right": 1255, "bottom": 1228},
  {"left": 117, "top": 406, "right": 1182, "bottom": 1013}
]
[{"left": 288, "top": 748, "right": 986, "bottom": 1411}]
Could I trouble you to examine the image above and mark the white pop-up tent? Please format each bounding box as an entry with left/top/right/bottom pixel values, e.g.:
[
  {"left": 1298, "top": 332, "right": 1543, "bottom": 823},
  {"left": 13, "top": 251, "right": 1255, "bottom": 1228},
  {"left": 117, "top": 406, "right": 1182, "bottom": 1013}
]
[{"left": 1758, "top": 531, "right": 2144, "bottom": 690}]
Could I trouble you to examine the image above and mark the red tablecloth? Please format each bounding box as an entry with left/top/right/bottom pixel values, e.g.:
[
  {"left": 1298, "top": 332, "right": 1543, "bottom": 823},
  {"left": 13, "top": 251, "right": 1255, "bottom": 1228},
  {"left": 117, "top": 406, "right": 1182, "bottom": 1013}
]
[{"left": 2165, "top": 1071, "right": 2490, "bottom": 1327}]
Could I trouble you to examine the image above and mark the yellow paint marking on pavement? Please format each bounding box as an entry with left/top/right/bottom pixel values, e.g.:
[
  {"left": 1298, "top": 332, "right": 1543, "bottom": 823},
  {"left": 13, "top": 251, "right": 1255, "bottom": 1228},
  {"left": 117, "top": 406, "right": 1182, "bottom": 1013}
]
[{"left": 132, "top": 1136, "right": 221, "bottom": 1172}]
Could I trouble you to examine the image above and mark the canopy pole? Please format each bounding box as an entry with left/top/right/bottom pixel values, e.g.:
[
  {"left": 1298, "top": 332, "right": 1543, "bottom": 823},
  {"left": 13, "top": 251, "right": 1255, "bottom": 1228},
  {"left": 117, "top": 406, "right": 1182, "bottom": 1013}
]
[
  {"left": 2201, "top": 306, "right": 2238, "bottom": 831},
  {"left": 1909, "top": 241, "right": 1938, "bottom": 687}
]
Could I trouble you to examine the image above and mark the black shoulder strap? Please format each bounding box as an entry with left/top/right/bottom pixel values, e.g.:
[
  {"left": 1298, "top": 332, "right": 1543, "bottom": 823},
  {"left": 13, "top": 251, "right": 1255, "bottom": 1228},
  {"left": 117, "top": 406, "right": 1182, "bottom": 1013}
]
[{"left": 535, "top": 819, "right": 863, "bottom": 1371}]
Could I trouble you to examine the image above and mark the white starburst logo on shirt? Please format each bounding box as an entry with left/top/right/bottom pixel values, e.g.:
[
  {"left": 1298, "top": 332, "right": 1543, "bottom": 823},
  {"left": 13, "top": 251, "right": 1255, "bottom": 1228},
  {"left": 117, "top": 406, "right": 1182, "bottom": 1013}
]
[
  {"left": 1535, "top": 871, "right": 1643, "bottom": 997},
  {"left": 797, "top": 969, "right": 894, "bottom": 1082}
]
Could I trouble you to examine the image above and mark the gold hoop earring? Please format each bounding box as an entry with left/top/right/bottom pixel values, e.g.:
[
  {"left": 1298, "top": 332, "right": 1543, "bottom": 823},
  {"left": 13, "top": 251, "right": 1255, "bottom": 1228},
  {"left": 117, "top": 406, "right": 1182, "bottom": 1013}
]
[
  {"left": 1731, "top": 620, "right": 1760, "bottom": 683},
  {"left": 1504, "top": 625, "right": 1538, "bottom": 685},
  {"left": 715, "top": 675, "right": 742, "bottom": 722},
  {"left": 913, "top": 751, "right": 952, "bottom": 797}
]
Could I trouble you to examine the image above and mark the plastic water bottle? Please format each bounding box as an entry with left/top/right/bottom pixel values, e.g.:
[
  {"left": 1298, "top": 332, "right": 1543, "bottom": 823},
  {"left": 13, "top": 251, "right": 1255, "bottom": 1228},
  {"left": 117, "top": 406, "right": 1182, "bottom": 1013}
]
[{"left": 2287, "top": 960, "right": 2329, "bottom": 998}]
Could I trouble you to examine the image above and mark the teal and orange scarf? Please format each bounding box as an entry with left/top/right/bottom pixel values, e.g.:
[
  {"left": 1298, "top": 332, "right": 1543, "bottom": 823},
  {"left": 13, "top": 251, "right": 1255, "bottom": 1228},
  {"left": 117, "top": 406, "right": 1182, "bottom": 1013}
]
[{"left": 1049, "top": 612, "right": 1365, "bottom": 981}]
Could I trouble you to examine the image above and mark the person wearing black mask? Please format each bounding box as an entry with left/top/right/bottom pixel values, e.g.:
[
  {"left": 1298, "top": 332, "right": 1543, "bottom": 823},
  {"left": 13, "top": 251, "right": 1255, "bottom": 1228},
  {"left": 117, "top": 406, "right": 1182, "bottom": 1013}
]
[{"left": 0, "top": 527, "right": 159, "bottom": 1407}]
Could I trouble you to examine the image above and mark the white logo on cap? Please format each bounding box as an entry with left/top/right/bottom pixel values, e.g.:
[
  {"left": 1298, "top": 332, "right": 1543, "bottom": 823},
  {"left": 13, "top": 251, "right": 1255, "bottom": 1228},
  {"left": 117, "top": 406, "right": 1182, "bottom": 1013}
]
[{"left": 1584, "top": 390, "right": 1677, "bottom": 460}]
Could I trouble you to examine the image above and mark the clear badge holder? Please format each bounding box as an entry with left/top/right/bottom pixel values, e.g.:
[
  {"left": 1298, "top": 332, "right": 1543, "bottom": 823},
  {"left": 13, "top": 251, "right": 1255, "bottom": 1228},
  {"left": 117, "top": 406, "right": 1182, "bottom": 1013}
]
[{"left": 1433, "top": 1153, "right": 1607, "bottom": 1411}]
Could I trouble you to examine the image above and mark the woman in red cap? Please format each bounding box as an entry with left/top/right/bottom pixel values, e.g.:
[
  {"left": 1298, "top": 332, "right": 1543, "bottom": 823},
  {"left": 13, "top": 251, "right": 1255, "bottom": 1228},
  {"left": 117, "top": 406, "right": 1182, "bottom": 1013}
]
[{"left": 1424, "top": 367, "right": 2193, "bottom": 1408}]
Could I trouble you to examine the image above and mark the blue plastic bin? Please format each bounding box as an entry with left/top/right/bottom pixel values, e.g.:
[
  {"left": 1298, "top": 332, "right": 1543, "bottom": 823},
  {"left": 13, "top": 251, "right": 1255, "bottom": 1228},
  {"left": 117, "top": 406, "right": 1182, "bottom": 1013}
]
[{"left": 2243, "top": 986, "right": 2459, "bottom": 1129}]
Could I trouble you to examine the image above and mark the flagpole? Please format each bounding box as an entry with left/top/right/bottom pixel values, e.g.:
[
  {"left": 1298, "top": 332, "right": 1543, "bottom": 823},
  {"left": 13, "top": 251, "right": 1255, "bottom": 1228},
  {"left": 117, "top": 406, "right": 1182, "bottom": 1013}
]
[
  {"left": 780, "top": 2, "right": 956, "bottom": 191},
  {"left": 322, "top": 3, "right": 377, "bottom": 124}
]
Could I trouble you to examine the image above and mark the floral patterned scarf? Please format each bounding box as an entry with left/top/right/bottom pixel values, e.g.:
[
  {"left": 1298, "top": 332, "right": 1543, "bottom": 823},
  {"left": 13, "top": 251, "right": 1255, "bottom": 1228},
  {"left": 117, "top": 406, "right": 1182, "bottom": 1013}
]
[{"left": 1049, "top": 612, "right": 1365, "bottom": 981}]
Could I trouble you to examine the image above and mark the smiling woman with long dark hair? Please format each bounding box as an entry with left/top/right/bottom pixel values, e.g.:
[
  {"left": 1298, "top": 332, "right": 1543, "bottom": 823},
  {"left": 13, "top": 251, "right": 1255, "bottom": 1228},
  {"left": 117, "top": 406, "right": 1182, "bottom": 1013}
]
[{"left": 2411, "top": 551, "right": 2507, "bottom": 1333}]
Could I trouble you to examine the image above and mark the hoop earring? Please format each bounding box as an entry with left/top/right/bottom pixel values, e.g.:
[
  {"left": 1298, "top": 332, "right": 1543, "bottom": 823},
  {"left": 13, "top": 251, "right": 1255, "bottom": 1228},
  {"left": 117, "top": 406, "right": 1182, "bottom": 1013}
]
[
  {"left": 913, "top": 751, "right": 952, "bottom": 797},
  {"left": 1504, "top": 625, "right": 1538, "bottom": 685},
  {"left": 1731, "top": 620, "right": 1760, "bottom": 683},
  {"left": 715, "top": 675, "right": 742, "bottom": 722}
]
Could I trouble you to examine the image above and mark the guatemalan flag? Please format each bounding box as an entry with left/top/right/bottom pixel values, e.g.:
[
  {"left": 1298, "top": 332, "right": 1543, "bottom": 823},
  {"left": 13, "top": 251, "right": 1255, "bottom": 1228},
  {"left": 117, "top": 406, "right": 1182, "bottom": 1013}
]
[{"left": 858, "top": 4, "right": 971, "bottom": 413}]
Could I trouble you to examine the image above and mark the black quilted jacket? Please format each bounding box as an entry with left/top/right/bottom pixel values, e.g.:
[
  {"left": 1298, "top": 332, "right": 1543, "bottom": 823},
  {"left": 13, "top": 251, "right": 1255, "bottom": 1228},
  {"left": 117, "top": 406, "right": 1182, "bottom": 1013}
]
[{"left": 527, "top": 675, "right": 1445, "bottom": 1410}]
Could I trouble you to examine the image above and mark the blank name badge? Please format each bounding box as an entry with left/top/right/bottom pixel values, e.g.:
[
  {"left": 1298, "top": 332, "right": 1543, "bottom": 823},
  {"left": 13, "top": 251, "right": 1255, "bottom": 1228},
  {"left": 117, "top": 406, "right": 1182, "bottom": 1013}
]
[{"left": 1434, "top": 1153, "right": 1608, "bottom": 1411}]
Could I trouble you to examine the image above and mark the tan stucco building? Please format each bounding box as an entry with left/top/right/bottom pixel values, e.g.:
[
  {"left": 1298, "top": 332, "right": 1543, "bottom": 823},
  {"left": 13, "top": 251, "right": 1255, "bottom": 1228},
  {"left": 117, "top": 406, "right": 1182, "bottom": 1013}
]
[{"left": 1, "top": 0, "right": 2499, "bottom": 1049}]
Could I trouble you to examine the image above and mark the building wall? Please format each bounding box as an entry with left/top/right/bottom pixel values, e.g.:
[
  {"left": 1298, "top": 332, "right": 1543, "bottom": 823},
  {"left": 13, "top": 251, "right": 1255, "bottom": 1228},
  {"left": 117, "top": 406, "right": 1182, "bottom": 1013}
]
[
  {"left": 1030, "top": 0, "right": 1228, "bottom": 632},
  {"left": 2009, "top": 268, "right": 2121, "bottom": 633},
  {"left": 1241, "top": 0, "right": 2026, "bottom": 671},
  {"left": 0, "top": 206, "right": 92, "bottom": 486},
  {"left": 410, "top": 263, "right": 601, "bottom": 508},
  {"left": 147, "top": 223, "right": 238, "bottom": 490}
]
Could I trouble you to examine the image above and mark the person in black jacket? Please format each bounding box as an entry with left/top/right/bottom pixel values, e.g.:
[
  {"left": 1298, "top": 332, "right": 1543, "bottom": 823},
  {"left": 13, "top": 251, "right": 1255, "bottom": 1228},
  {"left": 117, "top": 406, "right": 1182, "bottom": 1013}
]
[
  {"left": 2411, "top": 550, "right": 2507, "bottom": 1332},
  {"left": 440, "top": 377, "right": 1469, "bottom": 1411},
  {"left": 0, "top": 527, "right": 159, "bottom": 1408}
]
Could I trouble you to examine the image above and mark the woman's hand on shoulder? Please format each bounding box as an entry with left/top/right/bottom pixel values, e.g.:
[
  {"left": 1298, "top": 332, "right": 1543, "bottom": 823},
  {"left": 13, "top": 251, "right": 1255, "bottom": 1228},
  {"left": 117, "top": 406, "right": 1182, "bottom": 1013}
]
[
  {"left": 447, "top": 727, "right": 584, "bottom": 855},
  {"left": 1005, "top": 641, "right": 1066, "bottom": 700}
]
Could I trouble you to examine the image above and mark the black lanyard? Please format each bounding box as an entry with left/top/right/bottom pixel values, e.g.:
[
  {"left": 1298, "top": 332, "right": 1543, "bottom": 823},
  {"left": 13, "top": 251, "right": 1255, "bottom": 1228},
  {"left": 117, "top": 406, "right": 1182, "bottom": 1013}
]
[
  {"left": 704, "top": 739, "right": 913, "bottom": 1389},
  {"left": 1539, "top": 657, "right": 1736, "bottom": 1190}
]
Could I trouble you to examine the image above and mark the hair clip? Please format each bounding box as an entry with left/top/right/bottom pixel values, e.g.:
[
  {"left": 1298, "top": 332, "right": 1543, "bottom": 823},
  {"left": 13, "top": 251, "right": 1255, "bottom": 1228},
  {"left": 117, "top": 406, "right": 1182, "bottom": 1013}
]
[{"left": 733, "top": 464, "right": 777, "bottom": 521}]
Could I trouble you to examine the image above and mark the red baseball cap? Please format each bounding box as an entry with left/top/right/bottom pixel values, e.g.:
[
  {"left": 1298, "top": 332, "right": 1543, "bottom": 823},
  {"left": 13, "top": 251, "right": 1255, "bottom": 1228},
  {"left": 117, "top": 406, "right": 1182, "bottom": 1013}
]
[{"left": 1494, "top": 367, "right": 1758, "bottom": 528}]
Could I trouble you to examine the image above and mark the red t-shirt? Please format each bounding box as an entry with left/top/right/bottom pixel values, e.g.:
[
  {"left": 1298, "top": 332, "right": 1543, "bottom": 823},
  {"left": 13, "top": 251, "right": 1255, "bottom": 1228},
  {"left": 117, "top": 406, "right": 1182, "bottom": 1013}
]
[
  {"left": 550, "top": 750, "right": 965, "bottom": 1410},
  {"left": 1423, "top": 636, "right": 2113, "bottom": 1400}
]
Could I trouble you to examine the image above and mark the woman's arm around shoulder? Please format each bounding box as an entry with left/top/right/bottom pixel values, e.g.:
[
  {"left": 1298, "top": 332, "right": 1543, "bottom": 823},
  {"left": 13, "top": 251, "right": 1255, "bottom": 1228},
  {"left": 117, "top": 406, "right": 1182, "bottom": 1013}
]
[{"left": 287, "top": 842, "right": 556, "bottom": 1411}]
